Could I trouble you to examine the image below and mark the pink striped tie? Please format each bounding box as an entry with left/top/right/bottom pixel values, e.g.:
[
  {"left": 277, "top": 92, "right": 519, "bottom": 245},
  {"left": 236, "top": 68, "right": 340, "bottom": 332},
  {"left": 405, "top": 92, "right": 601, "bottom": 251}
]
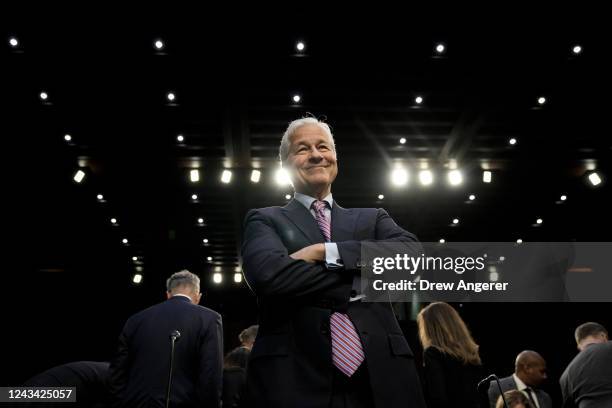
[{"left": 312, "top": 200, "right": 365, "bottom": 376}]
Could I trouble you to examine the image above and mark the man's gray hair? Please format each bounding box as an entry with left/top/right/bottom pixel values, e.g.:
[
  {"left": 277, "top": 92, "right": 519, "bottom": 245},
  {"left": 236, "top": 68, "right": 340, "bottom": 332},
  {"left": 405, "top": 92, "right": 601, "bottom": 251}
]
[
  {"left": 279, "top": 117, "right": 336, "bottom": 163},
  {"left": 575, "top": 322, "right": 608, "bottom": 344},
  {"left": 166, "top": 270, "right": 200, "bottom": 293}
]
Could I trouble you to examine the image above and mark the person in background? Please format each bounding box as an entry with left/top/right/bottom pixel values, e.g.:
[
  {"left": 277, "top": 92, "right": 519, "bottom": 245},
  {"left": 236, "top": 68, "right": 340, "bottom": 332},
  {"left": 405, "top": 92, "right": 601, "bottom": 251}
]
[
  {"left": 222, "top": 347, "right": 250, "bottom": 408},
  {"left": 560, "top": 322, "right": 612, "bottom": 407},
  {"left": 417, "top": 302, "right": 484, "bottom": 408},
  {"left": 488, "top": 350, "right": 551, "bottom": 408},
  {"left": 496, "top": 389, "right": 533, "bottom": 408},
  {"left": 238, "top": 325, "right": 258, "bottom": 350},
  {"left": 108, "top": 270, "right": 223, "bottom": 408}
]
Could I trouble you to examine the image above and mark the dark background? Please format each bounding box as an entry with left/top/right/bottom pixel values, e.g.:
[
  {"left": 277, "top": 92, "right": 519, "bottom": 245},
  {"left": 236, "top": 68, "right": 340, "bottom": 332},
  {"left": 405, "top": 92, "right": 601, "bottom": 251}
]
[{"left": 2, "top": 14, "right": 610, "bottom": 407}]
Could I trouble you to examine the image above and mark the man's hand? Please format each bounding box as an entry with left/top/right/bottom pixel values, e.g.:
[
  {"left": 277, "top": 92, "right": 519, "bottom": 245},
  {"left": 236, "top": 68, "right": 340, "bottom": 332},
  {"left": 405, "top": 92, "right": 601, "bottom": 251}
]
[{"left": 290, "top": 243, "right": 326, "bottom": 263}]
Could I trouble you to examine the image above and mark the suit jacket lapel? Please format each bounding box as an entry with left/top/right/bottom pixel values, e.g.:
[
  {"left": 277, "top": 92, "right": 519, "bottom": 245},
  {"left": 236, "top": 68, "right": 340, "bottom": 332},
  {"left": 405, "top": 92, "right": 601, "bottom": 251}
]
[
  {"left": 331, "top": 201, "right": 357, "bottom": 242},
  {"left": 281, "top": 199, "right": 325, "bottom": 244}
]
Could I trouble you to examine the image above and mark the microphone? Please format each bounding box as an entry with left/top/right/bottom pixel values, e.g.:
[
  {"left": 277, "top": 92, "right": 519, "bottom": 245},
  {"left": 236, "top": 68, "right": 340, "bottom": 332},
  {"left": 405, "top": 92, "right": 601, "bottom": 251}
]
[
  {"left": 477, "top": 374, "right": 508, "bottom": 408},
  {"left": 170, "top": 330, "right": 181, "bottom": 342}
]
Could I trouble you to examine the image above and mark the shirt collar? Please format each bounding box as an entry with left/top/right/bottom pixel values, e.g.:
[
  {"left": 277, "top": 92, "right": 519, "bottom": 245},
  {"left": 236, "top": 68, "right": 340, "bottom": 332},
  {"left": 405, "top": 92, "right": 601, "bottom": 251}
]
[
  {"left": 294, "top": 192, "right": 334, "bottom": 211},
  {"left": 172, "top": 294, "right": 193, "bottom": 303},
  {"left": 513, "top": 373, "right": 528, "bottom": 391}
]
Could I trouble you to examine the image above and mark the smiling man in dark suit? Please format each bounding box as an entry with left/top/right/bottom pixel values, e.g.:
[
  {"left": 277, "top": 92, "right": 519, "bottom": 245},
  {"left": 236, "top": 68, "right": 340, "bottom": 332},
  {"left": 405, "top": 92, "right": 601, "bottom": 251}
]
[{"left": 241, "top": 117, "right": 426, "bottom": 408}]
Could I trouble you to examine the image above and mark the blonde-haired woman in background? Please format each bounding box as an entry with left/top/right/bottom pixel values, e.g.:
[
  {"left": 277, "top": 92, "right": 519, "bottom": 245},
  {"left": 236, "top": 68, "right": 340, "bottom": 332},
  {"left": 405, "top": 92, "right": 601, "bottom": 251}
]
[{"left": 417, "top": 302, "right": 484, "bottom": 408}]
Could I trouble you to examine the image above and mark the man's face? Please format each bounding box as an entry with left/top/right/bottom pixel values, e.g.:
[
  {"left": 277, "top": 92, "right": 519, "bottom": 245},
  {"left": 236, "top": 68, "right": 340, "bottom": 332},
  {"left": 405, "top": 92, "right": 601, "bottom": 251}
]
[
  {"left": 285, "top": 124, "right": 338, "bottom": 194},
  {"left": 525, "top": 361, "right": 547, "bottom": 387}
]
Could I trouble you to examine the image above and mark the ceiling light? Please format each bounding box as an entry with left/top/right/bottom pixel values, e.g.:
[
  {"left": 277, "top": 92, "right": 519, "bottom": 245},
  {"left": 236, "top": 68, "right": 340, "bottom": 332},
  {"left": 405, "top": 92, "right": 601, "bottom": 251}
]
[
  {"left": 203, "top": 238, "right": 209, "bottom": 244},
  {"left": 154, "top": 39, "right": 164, "bottom": 50},
  {"left": 221, "top": 170, "right": 232, "bottom": 184},
  {"left": 292, "top": 94, "right": 301, "bottom": 103},
  {"left": 234, "top": 273, "right": 243, "bottom": 283},
  {"left": 73, "top": 170, "right": 85, "bottom": 183},
  {"left": 296, "top": 41, "right": 305, "bottom": 52},
  {"left": 516, "top": 239, "right": 523, "bottom": 244},
  {"left": 452, "top": 218, "right": 459, "bottom": 224},
  {"left": 419, "top": 170, "right": 433, "bottom": 186},
  {"left": 133, "top": 274, "right": 143, "bottom": 284},
  {"left": 285, "top": 194, "right": 291, "bottom": 200},
  {"left": 198, "top": 218, "right": 204, "bottom": 224},
  {"left": 176, "top": 134, "right": 184, "bottom": 142},
  {"left": 275, "top": 168, "right": 291, "bottom": 186},
  {"left": 399, "top": 137, "right": 406, "bottom": 144},
  {"left": 9, "top": 37, "right": 19, "bottom": 47},
  {"left": 415, "top": 96, "right": 423, "bottom": 104},
  {"left": 250, "top": 170, "right": 261, "bottom": 183},
  {"left": 509, "top": 138, "right": 517, "bottom": 145},
  {"left": 122, "top": 238, "right": 129, "bottom": 244},
  {"left": 207, "top": 256, "right": 213, "bottom": 261},
  {"left": 97, "top": 194, "right": 104, "bottom": 200},
  {"left": 536, "top": 218, "right": 543, "bottom": 224},
  {"left": 391, "top": 168, "right": 409, "bottom": 186},
  {"left": 110, "top": 218, "right": 117, "bottom": 224},
  {"left": 588, "top": 172, "right": 602, "bottom": 186},
  {"left": 39, "top": 92, "right": 48, "bottom": 100},
  {"left": 448, "top": 170, "right": 463, "bottom": 186},
  {"left": 435, "top": 43, "right": 445, "bottom": 53},
  {"left": 483, "top": 171, "right": 492, "bottom": 183},
  {"left": 560, "top": 195, "right": 567, "bottom": 201},
  {"left": 439, "top": 239, "right": 445, "bottom": 243},
  {"left": 64, "top": 134, "right": 72, "bottom": 142},
  {"left": 167, "top": 92, "right": 176, "bottom": 102},
  {"left": 213, "top": 273, "right": 222, "bottom": 284},
  {"left": 572, "top": 45, "right": 582, "bottom": 54},
  {"left": 469, "top": 194, "right": 476, "bottom": 201},
  {"left": 538, "top": 96, "right": 546, "bottom": 105},
  {"left": 378, "top": 194, "right": 384, "bottom": 200},
  {"left": 191, "top": 194, "right": 198, "bottom": 200},
  {"left": 190, "top": 169, "right": 200, "bottom": 183},
  {"left": 132, "top": 256, "right": 138, "bottom": 261}
]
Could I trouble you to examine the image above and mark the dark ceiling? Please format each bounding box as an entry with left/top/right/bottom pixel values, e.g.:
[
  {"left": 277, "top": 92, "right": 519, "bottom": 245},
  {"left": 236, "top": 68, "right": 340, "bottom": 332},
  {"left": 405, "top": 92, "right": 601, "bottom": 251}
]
[{"left": 4, "top": 23, "right": 609, "bottom": 296}]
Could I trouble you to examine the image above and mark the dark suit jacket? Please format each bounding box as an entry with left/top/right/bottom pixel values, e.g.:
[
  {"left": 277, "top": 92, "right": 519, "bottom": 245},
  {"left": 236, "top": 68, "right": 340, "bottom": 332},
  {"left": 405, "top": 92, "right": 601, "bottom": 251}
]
[
  {"left": 422, "top": 347, "right": 484, "bottom": 408},
  {"left": 108, "top": 296, "right": 223, "bottom": 408},
  {"left": 241, "top": 199, "right": 427, "bottom": 408},
  {"left": 560, "top": 341, "right": 612, "bottom": 408},
  {"left": 488, "top": 375, "right": 552, "bottom": 408},
  {"left": 23, "top": 361, "right": 110, "bottom": 408}
]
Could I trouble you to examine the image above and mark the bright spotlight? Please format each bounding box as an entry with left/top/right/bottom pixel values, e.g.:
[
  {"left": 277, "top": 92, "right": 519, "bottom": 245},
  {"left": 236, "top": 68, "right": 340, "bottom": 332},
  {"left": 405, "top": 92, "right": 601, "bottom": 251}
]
[
  {"left": 285, "top": 194, "right": 291, "bottom": 200},
  {"left": 452, "top": 218, "right": 459, "bottom": 225},
  {"left": 207, "top": 256, "right": 213, "bottom": 261},
  {"left": 378, "top": 194, "right": 384, "bottom": 200},
  {"left": 133, "top": 274, "right": 143, "bottom": 284},
  {"left": 419, "top": 170, "right": 433, "bottom": 186},
  {"left": 448, "top": 170, "right": 463, "bottom": 186},
  {"left": 176, "top": 134, "right": 184, "bottom": 143},
  {"left": 250, "top": 170, "right": 261, "bottom": 183},
  {"left": 64, "top": 134, "right": 72, "bottom": 142},
  {"left": 110, "top": 218, "right": 117, "bottom": 224},
  {"left": 292, "top": 94, "right": 301, "bottom": 103},
  {"left": 588, "top": 172, "right": 602, "bottom": 186},
  {"left": 415, "top": 96, "right": 423, "bottom": 104},
  {"left": 572, "top": 45, "right": 582, "bottom": 54},
  {"left": 439, "top": 238, "right": 445, "bottom": 244},
  {"left": 399, "top": 137, "right": 406, "bottom": 144},
  {"left": 509, "top": 138, "right": 517, "bottom": 145},
  {"left": 122, "top": 238, "right": 129, "bottom": 244},
  {"left": 203, "top": 238, "right": 209, "bottom": 244},
  {"left": 9, "top": 37, "right": 19, "bottom": 47},
  {"left": 132, "top": 256, "right": 138, "bottom": 262},
  {"left": 560, "top": 195, "right": 567, "bottom": 201},
  {"left": 435, "top": 43, "right": 445, "bottom": 53},
  {"left": 213, "top": 273, "right": 222, "bottom": 284},
  {"left": 167, "top": 92, "right": 176, "bottom": 102},
  {"left": 73, "top": 170, "right": 86, "bottom": 183},
  {"left": 39, "top": 92, "right": 48, "bottom": 100},
  {"left": 275, "top": 168, "right": 291, "bottom": 186},
  {"left": 469, "top": 194, "right": 476, "bottom": 201},
  {"left": 538, "top": 96, "right": 546, "bottom": 105},
  {"left": 391, "top": 168, "right": 409, "bottom": 186},
  {"left": 536, "top": 218, "right": 543, "bottom": 224},
  {"left": 234, "top": 273, "right": 243, "bottom": 283},
  {"left": 154, "top": 39, "right": 164, "bottom": 50},
  {"left": 296, "top": 41, "right": 305, "bottom": 51},
  {"left": 191, "top": 194, "right": 198, "bottom": 200},
  {"left": 190, "top": 169, "right": 200, "bottom": 183},
  {"left": 197, "top": 218, "right": 204, "bottom": 225},
  {"left": 483, "top": 171, "right": 492, "bottom": 183},
  {"left": 221, "top": 170, "right": 232, "bottom": 184},
  {"left": 516, "top": 239, "right": 523, "bottom": 244},
  {"left": 97, "top": 194, "right": 104, "bottom": 200}
]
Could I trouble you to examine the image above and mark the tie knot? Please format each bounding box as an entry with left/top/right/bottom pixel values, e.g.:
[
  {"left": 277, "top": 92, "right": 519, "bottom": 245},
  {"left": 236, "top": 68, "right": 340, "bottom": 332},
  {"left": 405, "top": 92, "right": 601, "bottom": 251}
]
[{"left": 312, "top": 200, "right": 327, "bottom": 212}]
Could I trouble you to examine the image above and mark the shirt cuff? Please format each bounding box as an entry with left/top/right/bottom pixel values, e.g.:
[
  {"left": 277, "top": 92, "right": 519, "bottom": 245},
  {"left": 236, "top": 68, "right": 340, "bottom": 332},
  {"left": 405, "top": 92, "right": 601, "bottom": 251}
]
[{"left": 324, "top": 243, "right": 344, "bottom": 269}]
